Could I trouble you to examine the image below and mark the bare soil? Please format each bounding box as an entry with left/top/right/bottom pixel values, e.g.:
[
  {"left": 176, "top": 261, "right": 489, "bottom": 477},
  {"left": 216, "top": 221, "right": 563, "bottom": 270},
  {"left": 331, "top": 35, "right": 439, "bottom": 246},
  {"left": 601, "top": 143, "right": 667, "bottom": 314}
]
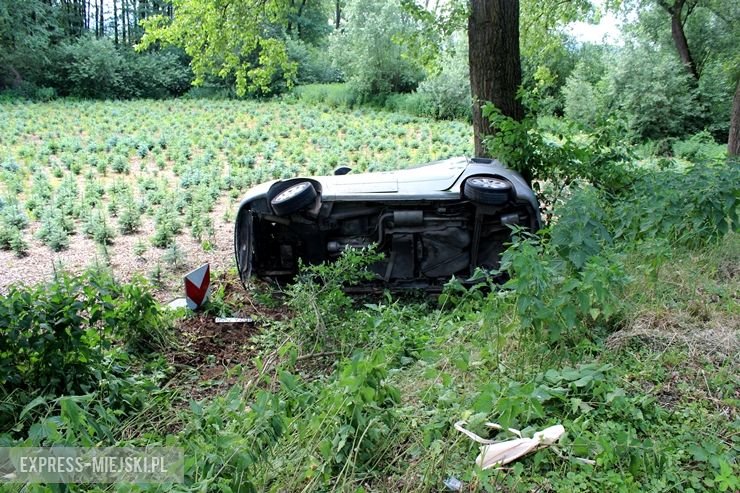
[{"left": 1, "top": 197, "right": 237, "bottom": 301}]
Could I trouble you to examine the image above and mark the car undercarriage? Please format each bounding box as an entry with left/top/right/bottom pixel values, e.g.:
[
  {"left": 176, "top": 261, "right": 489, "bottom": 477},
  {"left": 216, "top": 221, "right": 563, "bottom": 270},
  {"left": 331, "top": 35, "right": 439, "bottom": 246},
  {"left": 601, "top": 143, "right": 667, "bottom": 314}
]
[
  {"left": 250, "top": 200, "right": 534, "bottom": 289},
  {"left": 235, "top": 157, "right": 542, "bottom": 290}
]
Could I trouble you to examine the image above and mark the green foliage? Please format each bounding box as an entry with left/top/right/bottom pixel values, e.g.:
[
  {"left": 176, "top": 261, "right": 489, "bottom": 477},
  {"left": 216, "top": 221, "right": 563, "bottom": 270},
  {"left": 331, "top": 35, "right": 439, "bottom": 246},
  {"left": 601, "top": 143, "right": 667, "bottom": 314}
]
[
  {"left": 0, "top": 270, "right": 174, "bottom": 436},
  {"left": 53, "top": 36, "right": 123, "bottom": 98},
  {"left": 118, "top": 198, "right": 142, "bottom": 235},
  {"left": 0, "top": 224, "right": 28, "bottom": 257},
  {"left": 482, "top": 104, "right": 635, "bottom": 200},
  {"left": 139, "top": 0, "right": 297, "bottom": 96},
  {"left": 412, "top": 39, "right": 471, "bottom": 120},
  {"left": 109, "top": 279, "right": 175, "bottom": 354},
  {"left": 280, "top": 351, "right": 401, "bottom": 482},
  {"left": 163, "top": 241, "right": 186, "bottom": 270},
  {"left": 0, "top": 270, "right": 162, "bottom": 396},
  {"left": 501, "top": 229, "right": 626, "bottom": 342},
  {"left": 152, "top": 201, "right": 182, "bottom": 248},
  {"left": 288, "top": 38, "right": 343, "bottom": 85},
  {"left": 0, "top": 0, "right": 56, "bottom": 89},
  {"left": 177, "top": 388, "right": 286, "bottom": 492},
  {"left": 286, "top": 246, "right": 383, "bottom": 348},
  {"left": 500, "top": 160, "right": 739, "bottom": 343},
  {"left": 672, "top": 130, "right": 728, "bottom": 163},
  {"left": 294, "top": 83, "right": 358, "bottom": 107},
  {"left": 330, "top": 0, "right": 424, "bottom": 99},
  {"left": 36, "top": 208, "right": 72, "bottom": 251},
  {"left": 562, "top": 57, "right": 612, "bottom": 128},
  {"left": 0, "top": 200, "right": 28, "bottom": 230},
  {"left": 0, "top": 201, "right": 29, "bottom": 256},
  {"left": 49, "top": 36, "right": 192, "bottom": 99},
  {"left": 133, "top": 238, "right": 148, "bottom": 258},
  {"left": 611, "top": 47, "right": 706, "bottom": 142},
  {"left": 384, "top": 37, "right": 471, "bottom": 120},
  {"left": 559, "top": 37, "right": 734, "bottom": 147},
  {"left": 609, "top": 162, "right": 739, "bottom": 248},
  {"left": 83, "top": 208, "right": 115, "bottom": 245}
]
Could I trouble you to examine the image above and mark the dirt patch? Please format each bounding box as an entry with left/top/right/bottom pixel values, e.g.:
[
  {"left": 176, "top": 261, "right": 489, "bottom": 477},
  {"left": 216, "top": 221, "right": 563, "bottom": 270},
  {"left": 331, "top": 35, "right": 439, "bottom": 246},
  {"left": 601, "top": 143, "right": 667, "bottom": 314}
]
[
  {"left": 175, "top": 315, "right": 259, "bottom": 368},
  {"left": 169, "top": 315, "right": 260, "bottom": 401}
]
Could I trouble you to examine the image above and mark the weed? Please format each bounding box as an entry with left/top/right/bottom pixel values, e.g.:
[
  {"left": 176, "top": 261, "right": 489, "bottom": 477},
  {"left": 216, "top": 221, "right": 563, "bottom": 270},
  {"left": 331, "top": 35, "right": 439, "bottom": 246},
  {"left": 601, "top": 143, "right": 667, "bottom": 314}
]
[{"left": 285, "top": 246, "right": 383, "bottom": 349}]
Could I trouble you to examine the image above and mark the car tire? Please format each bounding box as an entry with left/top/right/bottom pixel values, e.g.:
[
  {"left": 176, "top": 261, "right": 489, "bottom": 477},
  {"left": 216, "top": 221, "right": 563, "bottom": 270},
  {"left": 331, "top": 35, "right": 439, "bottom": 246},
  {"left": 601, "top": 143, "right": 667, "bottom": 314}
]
[
  {"left": 271, "top": 181, "right": 318, "bottom": 215},
  {"left": 463, "top": 176, "right": 512, "bottom": 205}
]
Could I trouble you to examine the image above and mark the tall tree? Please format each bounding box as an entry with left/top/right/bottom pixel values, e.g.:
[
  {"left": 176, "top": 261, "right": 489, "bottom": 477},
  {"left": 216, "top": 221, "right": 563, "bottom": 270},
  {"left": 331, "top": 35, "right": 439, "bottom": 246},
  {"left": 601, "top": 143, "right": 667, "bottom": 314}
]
[
  {"left": 122, "top": 0, "right": 128, "bottom": 44},
  {"left": 730, "top": 78, "right": 740, "bottom": 156},
  {"left": 656, "top": 0, "right": 699, "bottom": 80},
  {"left": 468, "top": 0, "right": 524, "bottom": 160},
  {"left": 139, "top": 0, "right": 296, "bottom": 96},
  {"left": 113, "top": 0, "right": 119, "bottom": 44},
  {"left": 402, "top": 0, "right": 592, "bottom": 182},
  {"left": 99, "top": 0, "right": 104, "bottom": 37}
]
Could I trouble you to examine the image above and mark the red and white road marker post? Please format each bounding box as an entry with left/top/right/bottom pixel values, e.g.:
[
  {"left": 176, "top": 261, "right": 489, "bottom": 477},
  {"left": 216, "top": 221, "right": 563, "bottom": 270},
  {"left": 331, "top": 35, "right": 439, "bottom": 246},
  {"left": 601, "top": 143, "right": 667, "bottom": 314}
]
[{"left": 184, "top": 263, "right": 211, "bottom": 310}]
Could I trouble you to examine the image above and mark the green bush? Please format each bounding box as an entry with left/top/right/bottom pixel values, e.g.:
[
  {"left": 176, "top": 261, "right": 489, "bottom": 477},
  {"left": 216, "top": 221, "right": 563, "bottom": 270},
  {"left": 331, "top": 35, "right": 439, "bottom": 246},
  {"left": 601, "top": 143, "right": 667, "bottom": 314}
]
[
  {"left": 182, "top": 84, "right": 236, "bottom": 100},
  {"left": 83, "top": 208, "right": 115, "bottom": 245},
  {"left": 118, "top": 199, "right": 142, "bottom": 234},
  {"left": 121, "top": 48, "right": 193, "bottom": 98},
  {"left": 0, "top": 223, "right": 28, "bottom": 257},
  {"left": 0, "top": 272, "right": 107, "bottom": 394},
  {"left": 383, "top": 92, "right": 430, "bottom": 116},
  {"left": 501, "top": 228, "right": 627, "bottom": 342},
  {"left": 330, "top": 0, "right": 424, "bottom": 99},
  {"left": 36, "top": 208, "right": 72, "bottom": 251},
  {"left": 610, "top": 162, "right": 739, "bottom": 248},
  {"left": 482, "top": 104, "right": 635, "bottom": 199},
  {"left": 413, "top": 40, "right": 471, "bottom": 120},
  {"left": 286, "top": 246, "right": 383, "bottom": 348},
  {"left": 47, "top": 36, "right": 192, "bottom": 99},
  {"left": 0, "top": 270, "right": 173, "bottom": 434},
  {"left": 0, "top": 201, "right": 29, "bottom": 230},
  {"left": 110, "top": 279, "right": 174, "bottom": 353},
  {"left": 288, "top": 38, "right": 343, "bottom": 85},
  {"left": 151, "top": 202, "right": 182, "bottom": 248},
  {"left": 294, "top": 83, "right": 358, "bottom": 107},
  {"left": 0, "top": 82, "right": 57, "bottom": 101},
  {"left": 52, "top": 36, "right": 124, "bottom": 99},
  {"left": 177, "top": 388, "right": 285, "bottom": 492},
  {"left": 562, "top": 71, "right": 602, "bottom": 127},
  {"left": 672, "top": 130, "right": 727, "bottom": 163},
  {"left": 284, "top": 351, "right": 401, "bottom": 480}
]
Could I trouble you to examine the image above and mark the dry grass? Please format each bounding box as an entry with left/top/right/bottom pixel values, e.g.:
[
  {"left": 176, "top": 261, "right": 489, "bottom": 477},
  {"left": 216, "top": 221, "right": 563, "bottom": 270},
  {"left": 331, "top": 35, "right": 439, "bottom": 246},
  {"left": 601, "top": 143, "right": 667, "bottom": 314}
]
[{"left": 606, "top": 311, "right": 739, "bottom": 364}]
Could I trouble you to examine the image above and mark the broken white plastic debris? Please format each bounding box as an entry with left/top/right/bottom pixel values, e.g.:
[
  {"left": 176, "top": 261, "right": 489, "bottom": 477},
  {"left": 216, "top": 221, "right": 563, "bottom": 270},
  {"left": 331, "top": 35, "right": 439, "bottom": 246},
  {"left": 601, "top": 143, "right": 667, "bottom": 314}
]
[
  {"left": 454, "top": 421, "right": 594, "bottom": 470},
  {"left": 165, "top": 298, "right": 189, "bottom": 310},
  {"left": 215, "top": 317, "right": 253, "bottom": 323}
]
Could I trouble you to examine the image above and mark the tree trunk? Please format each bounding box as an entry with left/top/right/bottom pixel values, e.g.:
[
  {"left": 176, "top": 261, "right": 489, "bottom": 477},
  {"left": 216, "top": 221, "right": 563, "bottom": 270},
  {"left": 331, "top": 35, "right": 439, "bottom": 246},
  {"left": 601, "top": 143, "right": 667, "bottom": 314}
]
[
  {"left": 670, "top": 9, "right": 699, "bottom": 80},
  {"left": 113, "top": 0, "right": 118, "bottom": 44},
  {"left": 335, "top": 0, "right": 341, "bottom": 29},
  {"left": 99, "top": 0, "right": 104, "bottom": 36},
  {"left": 468, "top": 0, "right": 524, "bottom": 161},
  {"left": 658, "top": 0, "right": 699, "bottom": 81},
  {"left": 729, "top": 78, "right": 740, "bottom": 157}
]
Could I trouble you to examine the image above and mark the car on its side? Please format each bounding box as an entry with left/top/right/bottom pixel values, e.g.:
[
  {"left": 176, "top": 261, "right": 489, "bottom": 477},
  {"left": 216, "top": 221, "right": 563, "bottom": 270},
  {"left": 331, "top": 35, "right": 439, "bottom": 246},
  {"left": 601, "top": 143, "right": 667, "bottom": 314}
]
[{"left": 234, "top": 157, "right": 541, "bottom": 290}]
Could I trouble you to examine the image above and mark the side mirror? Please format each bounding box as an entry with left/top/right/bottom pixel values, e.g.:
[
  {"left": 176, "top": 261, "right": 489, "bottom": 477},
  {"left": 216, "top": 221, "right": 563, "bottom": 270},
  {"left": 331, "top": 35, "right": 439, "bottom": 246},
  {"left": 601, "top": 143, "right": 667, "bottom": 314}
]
[{"left": 334, "top": 166, "right": 352, "bottom": 176}]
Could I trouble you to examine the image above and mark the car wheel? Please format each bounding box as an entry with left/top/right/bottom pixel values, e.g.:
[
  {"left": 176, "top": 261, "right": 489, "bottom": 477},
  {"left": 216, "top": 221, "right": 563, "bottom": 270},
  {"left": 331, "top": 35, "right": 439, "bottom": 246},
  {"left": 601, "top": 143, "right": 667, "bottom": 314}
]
[
  {"left": 463, "top": 176, "right": 512, "bottom": 205},
  {"left": 271, "top": 181, "right": 318, "bottom": 215}
]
